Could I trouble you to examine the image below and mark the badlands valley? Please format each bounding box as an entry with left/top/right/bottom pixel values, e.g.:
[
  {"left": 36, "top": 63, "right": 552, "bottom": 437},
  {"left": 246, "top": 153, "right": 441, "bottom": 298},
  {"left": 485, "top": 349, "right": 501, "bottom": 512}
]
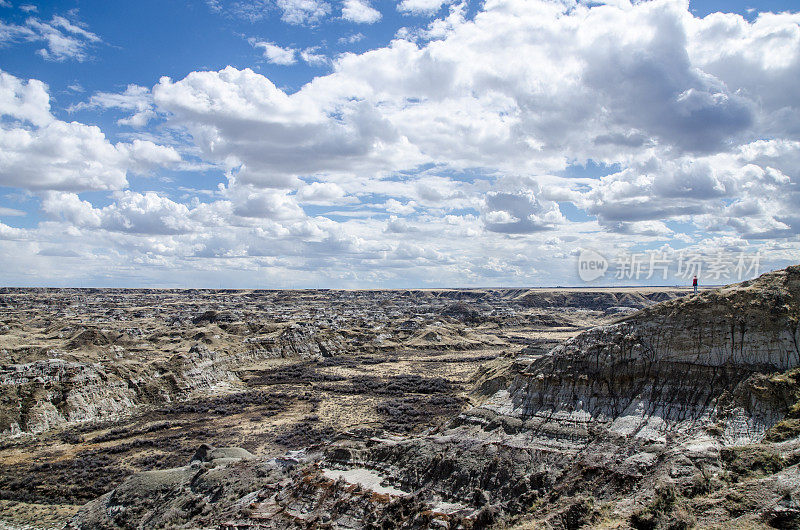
[{"left": 0, "top": 268, "right": 799, "bottom": 529}]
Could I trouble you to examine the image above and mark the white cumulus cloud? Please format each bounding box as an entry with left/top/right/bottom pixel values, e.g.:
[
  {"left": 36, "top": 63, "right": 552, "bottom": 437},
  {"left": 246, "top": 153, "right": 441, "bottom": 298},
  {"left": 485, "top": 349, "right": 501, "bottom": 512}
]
[
  {"left": 276, "top": 0, "right": 331, "bottom": 25},
  {"left": 4, "top": 0, "right": 800, "bottom": 287},
  {"left": 252, "top": 40, "right": 297, "bottom": 65},
  {"left": 70, "top": 84, "right": 155, "bottom": 127},
  {"left": 397, "top": 0, "right": 453, "bottom": 16},
  {"left": 0, "top": 71, "right": 179, "bottom": 191},
  {"left": 342, "top": 0, "right": 381, "bottom": 23}
]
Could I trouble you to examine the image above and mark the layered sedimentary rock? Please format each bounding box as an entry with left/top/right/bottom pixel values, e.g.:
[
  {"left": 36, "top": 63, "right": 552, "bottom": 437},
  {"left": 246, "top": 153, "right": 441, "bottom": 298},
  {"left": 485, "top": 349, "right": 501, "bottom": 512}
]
[
  {"left": 0, "top": 324, "right": 347, "bottom": 436},
  {"left": 2, "top": 284, "right": 652, "bottom": 438},
  {"left": 0, "top": 359, "right": 138, "bottom": 435},
  {"left": 515, "top": 289, "right": 681, "bottom": 310},
  {"left": 462, "top": 265, "right": 800, "bottom": 450},
  {"left": 65, "top": 266, "right": 800, "bottom": 529}
]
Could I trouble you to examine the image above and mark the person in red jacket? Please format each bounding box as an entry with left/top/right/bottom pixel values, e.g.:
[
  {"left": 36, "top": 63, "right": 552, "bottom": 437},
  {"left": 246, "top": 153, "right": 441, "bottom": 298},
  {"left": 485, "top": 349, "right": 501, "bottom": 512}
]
[{"left": 693, "top": 275, "right": 698, "bottom": 294}]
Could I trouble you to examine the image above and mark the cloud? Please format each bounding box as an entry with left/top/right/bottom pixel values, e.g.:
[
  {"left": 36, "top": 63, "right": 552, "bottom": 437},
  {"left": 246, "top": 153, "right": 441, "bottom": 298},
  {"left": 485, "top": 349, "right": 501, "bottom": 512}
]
[
  {"left": 4, "top": 0, "right": 800, "bottom": 287},
  {"left": 342, "top": 0, "right": 381, "bottom": 23},
  {"left": 0, "top": 71, "right": 179, "bottom": 191},
  {"left": 580, "top": 158, "right": 730, "bottom": 225},
  {"left": 578, "top": 3, "right": 754, "bottom": 154},
  {"left": 227, "top": 183, "right": 305, "bottom": 220},
  {"left": 397, "top": 0, "right": 453, "bottom": 16},
  {"left": 384, "top": 198, "right": 416, "bottom": 214},
  {"left": 209, "top": 0, "right": 331, "bottom": 25},
  {"left": 0, "top": 206, "right": 25, "bottom": 217},
  {"left": 153, "top": 66, "right": 417, "bottom": 187},
  {"left": 338, "top": 32, "right": 364, "bottom": 44},
  {"left": 385, "top": 215, "right": 416, "bottom": 233},
  {"left": 300, "top": 47, "right": 328, "bottom": 66},
  {"left": 0, "top": 222, "right": 24, "bottom": 240},
  {"left": 41, "top": 191, "right": 101, "bottom": 227},
  {"left": 391, "top": 241, "right": 442, "bottom": 261},
  {"left": 70, "top": 84, "right": 155, "bottom": 127},
  {"left": 296, "top": 181, "right": 347, "bottom": 202},
  {"left": 0, "top": 121, "right": 125, "bottom": 190},
  {"left": 482, "top": 189, "right": 564, "bottom": 234},
  {"left": 37, "top": 247, "right": 81, "bottom": 257},
  {"left": 144, "top": 2, "right": 800, "bottom": 253},
  {"left": 252, "top": 40, "right": 297, "bottom": 65},
  {"left": 102, "top": 191, "right": 195, "bottom": 235},
  {"left": 0, "top": 15, "right": 101, "bottom": 62},
  {"left": 0, "top": 71, "right": 52, "bottom": 126},
  {"left": 0, "top": 121, "right": 180, "bottom": 190},
  {"left": 688, "top": 11, "right": 800, "bottom": 138},
  {"left": 0, "top": 19, "right": 36, "bottom": 43},
  {"left": 605, "top": 220, "right": 674, "bottom": 238},
  {"left": 42, "top": 190, "right": 195, "bottom": 235},
  {"left": 119, "top": 139, "right": 183, "bottom": 170},
  {"left": 276, "top": 0, "right": 330, "bottom": 25},
  {"left": 205, "top": 0, "right": 271, "bottom": 22},
  {"left": 578, "top": 136, "right": 800, "bottom": 241}
]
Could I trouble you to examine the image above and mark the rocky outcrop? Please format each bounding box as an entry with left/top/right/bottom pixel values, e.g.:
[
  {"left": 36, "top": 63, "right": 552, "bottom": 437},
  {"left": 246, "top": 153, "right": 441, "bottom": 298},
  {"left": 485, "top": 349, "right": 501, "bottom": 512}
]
[
  {"left": 0, "top": 285, "right": 678, "bottom": 439},
  {"left": 0, "top": 359, "right": 137, "bottom": 434},
  {"left": 66, "top": 444, "right": 272, "bottom": 530},
  {"left": 68, "top": 443, "right": 496, "bottom": 529},
  {"left": 0, "top": 323, "right": 347, "bottom": 437},
  {"left": 516, "top": 289, "right": 684, "bottom": 310},
  {"left": 308, "top": 266, "right": 800, "bottom": 525},
  {"left": 0, "top": 346, "right": 238, "bottom": 436},
  {"left": 157, "top": 344, "right": 239, "bottom": 393},
  {"left": 264, "top": 323, "right": 346, "bottom": 358},
  {"left": 460, "top": 265, "right": 800, "bottom": 449}
]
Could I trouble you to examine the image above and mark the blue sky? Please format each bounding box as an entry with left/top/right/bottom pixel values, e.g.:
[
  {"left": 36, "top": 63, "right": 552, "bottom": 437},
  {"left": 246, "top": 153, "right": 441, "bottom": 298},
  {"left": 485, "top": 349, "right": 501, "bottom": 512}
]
[{"left": 0, "top": 0, "right": 799, "bottom": 287}]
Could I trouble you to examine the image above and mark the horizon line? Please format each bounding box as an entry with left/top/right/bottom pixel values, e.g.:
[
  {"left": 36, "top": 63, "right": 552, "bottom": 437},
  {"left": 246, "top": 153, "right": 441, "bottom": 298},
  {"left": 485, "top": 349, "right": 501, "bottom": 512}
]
[{"left": 0, "top": 284, "right": 716, "bottom": 291}]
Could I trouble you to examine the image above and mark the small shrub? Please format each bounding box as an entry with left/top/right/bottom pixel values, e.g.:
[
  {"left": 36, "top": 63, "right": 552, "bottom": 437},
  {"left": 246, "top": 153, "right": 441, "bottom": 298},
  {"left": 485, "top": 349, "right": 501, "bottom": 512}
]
[
  {"left": 631, "top": 483, "right": 694, "bottom": 530},
  {"left": 719, "top": 445, "right": 784, "bottom": 481},
  {"left": 684, "top": 468, "right": 714, "bottom": 498},
  {"left": 764, "top": 418, "right": 800, "bottom": 442},
  {"left": 560, "top": 496, "right": 599, "bottom": 530}
]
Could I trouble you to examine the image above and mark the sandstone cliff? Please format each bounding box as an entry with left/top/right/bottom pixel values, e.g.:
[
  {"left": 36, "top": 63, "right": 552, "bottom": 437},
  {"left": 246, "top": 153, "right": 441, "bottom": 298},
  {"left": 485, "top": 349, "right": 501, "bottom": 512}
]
[{"left": 464, "top": 265, "right": 799, "bottom": 451}]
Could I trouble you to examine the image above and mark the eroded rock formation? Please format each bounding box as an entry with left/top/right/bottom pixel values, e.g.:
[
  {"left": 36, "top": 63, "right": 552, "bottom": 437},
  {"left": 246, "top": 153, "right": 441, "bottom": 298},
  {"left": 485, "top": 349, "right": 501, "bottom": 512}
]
[{"left": 63, "top": 266, "right": 800, "bottom": 529}]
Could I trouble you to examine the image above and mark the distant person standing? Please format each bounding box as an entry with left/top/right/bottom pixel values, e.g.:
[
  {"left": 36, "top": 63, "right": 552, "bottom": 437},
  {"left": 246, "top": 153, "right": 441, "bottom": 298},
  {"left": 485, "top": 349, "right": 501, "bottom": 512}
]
[{"left": 693, "top": 275, "right": 698, "bottom": 294}]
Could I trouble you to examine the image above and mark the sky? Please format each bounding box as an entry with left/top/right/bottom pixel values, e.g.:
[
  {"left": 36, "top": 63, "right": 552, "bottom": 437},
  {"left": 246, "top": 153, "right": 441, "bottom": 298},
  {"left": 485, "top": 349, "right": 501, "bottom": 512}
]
[{"left": 0, "top": 0, "right": 799, "bottom": 288}]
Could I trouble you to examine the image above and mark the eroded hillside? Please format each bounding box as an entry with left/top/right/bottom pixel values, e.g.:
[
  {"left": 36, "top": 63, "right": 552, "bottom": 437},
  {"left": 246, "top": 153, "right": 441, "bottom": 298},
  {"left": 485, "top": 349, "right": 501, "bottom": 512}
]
[
  {"left": 0, "top": 286, "right": 683, "bottom": 528},
  {"left": 51, "top": 268, "right": 800, "bottom": 529}
]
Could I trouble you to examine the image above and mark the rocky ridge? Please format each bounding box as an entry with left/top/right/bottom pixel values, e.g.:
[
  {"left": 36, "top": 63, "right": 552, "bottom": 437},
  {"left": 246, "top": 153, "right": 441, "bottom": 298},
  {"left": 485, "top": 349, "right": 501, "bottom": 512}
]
[
  {"left": 465, "top": 268, "right": 800, "bottom": 450},
  {"left": 0, "top": 326, "right": 345, "bottom": 435}
]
